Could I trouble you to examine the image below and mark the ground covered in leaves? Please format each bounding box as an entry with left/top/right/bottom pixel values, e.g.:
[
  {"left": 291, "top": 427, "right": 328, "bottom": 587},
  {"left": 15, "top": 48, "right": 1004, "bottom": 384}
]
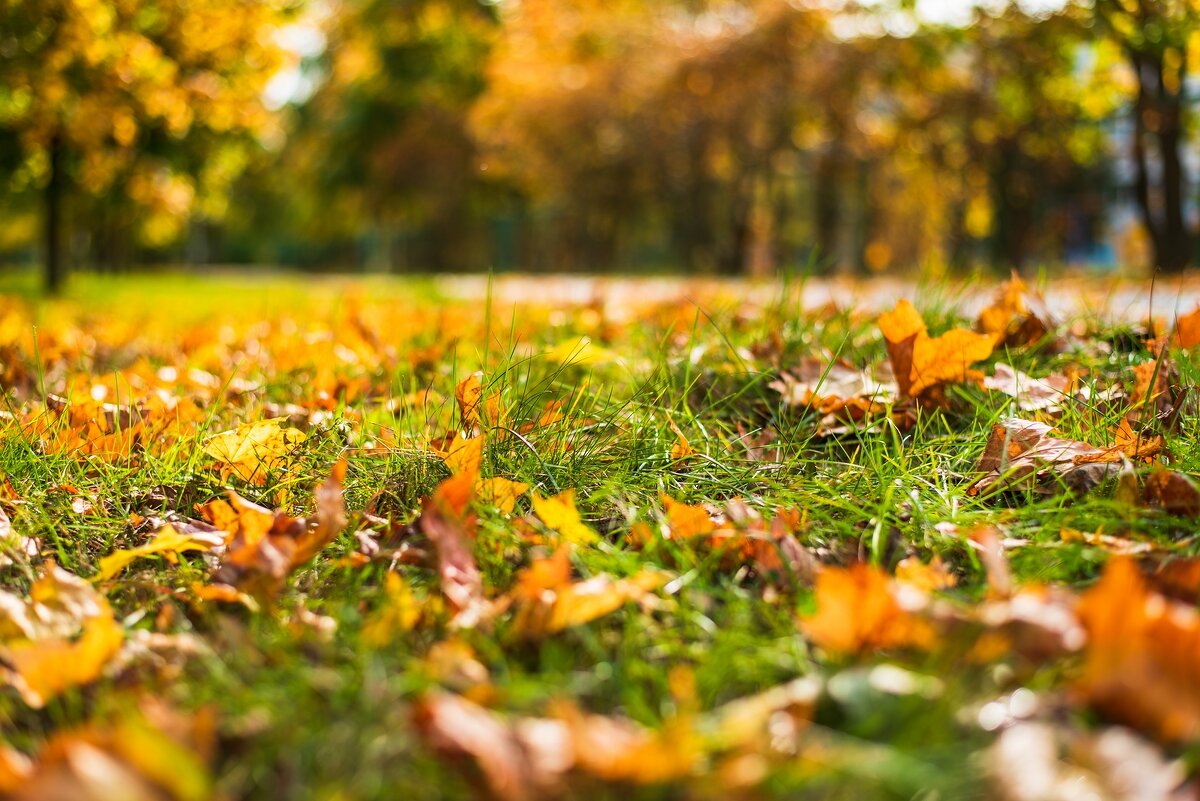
[{"left": 1, "top": 273, "right": 1199, "bottom": 800}]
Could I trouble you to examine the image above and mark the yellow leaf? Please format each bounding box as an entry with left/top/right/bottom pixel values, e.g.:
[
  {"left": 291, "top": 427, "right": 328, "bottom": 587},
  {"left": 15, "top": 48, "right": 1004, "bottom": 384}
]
[
  {"left": 203, "top": 417, "right": 305, "bottom": 485},
  {"left": 895, "top": 555, "right": 957, "bottom": 592},
  {"left": 2, "top": 612, "right": 124, "bottom": 708},
  {"left": 97, "top": 525, "right": 216, "bottom": 581},
  {"left": 363, "top": 572, "right": 422, "bottom": 646},
  {"left": 544, "top": 337, "right": 617, "bottom": 366},
  {"left": 532, "top": 489, "right": 597, "bottom": 544},
  {"left": 667, "top": 418, "right": 695, "bottom": 461},
  {"left": 475, "top": 477, "right": 529, "bottom": 514}
]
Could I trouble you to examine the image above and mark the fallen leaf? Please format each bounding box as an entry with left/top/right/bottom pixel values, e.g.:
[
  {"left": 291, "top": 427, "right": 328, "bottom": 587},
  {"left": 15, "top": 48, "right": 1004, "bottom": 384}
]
[
  {"left": 97, "top": 524, "right": 222, "bottom": 581},
  {"left": 207, "top": 461, "right": 347, "bottom": 598},
  {"left": 976, "top": 274, "right": 1057, "bottom": 348},
  {"left": 544, "top": 337, "right": 617, "bottom": 366},
  {"left": 895, "top": 555, "right": 956, "bottom": 592},
  {"left": 660, "top": 494, "right": 716, "bottom": 539},
  {"left": 203, "top": 417, "right": 305, "bottom": 485},
  {"left": 982, "top": 363, "right": 1092, "bottom": 414},
  {"left": 0, "top": 565, "right": 124, "bottom": 707},
  {"left": 1142, "top": 469, "right": 1200, "bottom": 518},
  {"left": 531, "top": 490, "right": 597, "bottom": 545},
  {"left": 1076, "top": 556, "right": 1200, "bottom": 741},
  {"left": 420, "top": 473, "right": 488, "bottom": 625},
  {"left": 800, "top": 563, "right": 934, "bottom": 653},
  {"left": 476, "top": 477, "right": 530, "bottom": 515},
  {"left": 968, "top": 419, "right": 1119, "bottom": 497},
  {"left": 512, "top": 559, "right": 668, "bottom": 637},
  {"left": 879, "top": 299, "right": 994, "bottom": 399},
  {"left": 667, "top": 418, "right": 695, "bottom": 461},
  {"left": 1172, "top": 305, "right": 1200, "bottom": 349},
  {"left": 3, "top": 703, "right": 214, "bottom": 801}
]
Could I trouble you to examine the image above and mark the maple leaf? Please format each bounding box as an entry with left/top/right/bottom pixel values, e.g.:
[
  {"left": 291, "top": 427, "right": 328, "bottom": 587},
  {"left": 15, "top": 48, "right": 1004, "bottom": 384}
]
[
  {"left": 531, "top": 489, "right": 598, "bottom": 545},
  {"left": 878, "top": 299, "right": 994, "bottom": 399},
  {"left": 800, "top": 563, "right": 934, "bottom": 653},
  {"left": 202, "top": 417, "right": 305, "bottom": 486}
]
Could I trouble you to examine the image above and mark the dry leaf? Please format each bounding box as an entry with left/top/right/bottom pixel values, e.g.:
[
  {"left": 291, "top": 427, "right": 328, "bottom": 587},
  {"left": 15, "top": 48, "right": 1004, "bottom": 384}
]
[
  {"left": 660, "top": 494, "right": 716, "bottom": 539},
  {"left": 206, "top": 460, "right": 347, "bottom": 597},
  {"left": 1076, "top": 556, "right": 1200, "bottom": 741},
  {"left": 800, "top": 563, "right": 934, "bottom": 653},
  {"left": 531, "top": 490, "right": 597, "bottom": 545},
  {"left": 97, "top": 525, "right": 223, "bottom": 581},
  {"left": 879, "top": 299, "right": 994, "bottom": 399},
  {"left": 0, "top": 565, "right": 124, "bottom": 707},
  {"left": 476, "top": 477, "right": 530, "bottom": 515},
  {"left": 895, "top": 555, "right": 956, "bottom": 592},
  {"left": 1142, "top": 469, "right": 1200, "bottom": 518},
  {"left": 203, "top": 417, "right": 305, "bottom": 485},
  {"left": 968, "top": 419, "right": 1119, "bottom": 497},
  {"left": 976, "top": 274, "right": 1057, "bottom": 349},
  {"left": 420, "top": 473, "right": 488, "bottom": 626}
]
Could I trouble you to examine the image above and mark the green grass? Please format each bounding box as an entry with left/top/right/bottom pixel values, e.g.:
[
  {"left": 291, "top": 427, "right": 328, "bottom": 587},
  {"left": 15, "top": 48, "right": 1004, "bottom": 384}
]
[{"left": 0, "top": 272, "right": 1195, "bottom": 800}]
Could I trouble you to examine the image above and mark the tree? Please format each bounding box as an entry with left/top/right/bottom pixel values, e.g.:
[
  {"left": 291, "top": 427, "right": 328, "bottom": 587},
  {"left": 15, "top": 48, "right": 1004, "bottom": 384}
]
[
  {"left": 0, "top": 0, "right": 289, "bottom": 292},
  {"left": 1092, "top": 0, "right": 1199, "bottom": 272},
  {"left": 272, "top": 0, "right": 497, "bottom": 272}
]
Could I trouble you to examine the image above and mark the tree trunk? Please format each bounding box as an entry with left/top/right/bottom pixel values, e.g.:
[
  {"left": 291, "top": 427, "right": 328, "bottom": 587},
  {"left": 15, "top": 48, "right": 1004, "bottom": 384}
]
[
  {"left": 814, "top": 149, "right": 840, "bottom": 269},
  {"left": 44, "top": 132, "right": 65, "bottom": 295},
  {"left": 1131, "top": 50, "right": 1192, "bottom": 273}
]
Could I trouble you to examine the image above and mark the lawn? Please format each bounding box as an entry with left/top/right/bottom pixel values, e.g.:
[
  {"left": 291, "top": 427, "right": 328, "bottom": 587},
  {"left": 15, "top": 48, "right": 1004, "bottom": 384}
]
[{"left": 0, "top": 271, "right": 1197, "bottom": 800}]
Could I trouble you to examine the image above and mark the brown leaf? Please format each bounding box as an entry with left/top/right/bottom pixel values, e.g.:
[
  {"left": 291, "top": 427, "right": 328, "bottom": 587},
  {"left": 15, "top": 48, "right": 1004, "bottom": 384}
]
[
  {"left": 1142, "top": 469, "right": 1200, "bottom": 518},
  {"left": 420, "top": 473, "right": 487, "bottom": 626},
  {"left": 982, "top": 363, "right": 1098, "bottom": 414},
  {"left": 206, "top": 461, "right": 348, "bottom": 598},
  {"left": 975, "top": 274, "right": 1057, "bottom": 349},
  {"left": 968, "top": 419, "right": 1119, "bottom": 497}
]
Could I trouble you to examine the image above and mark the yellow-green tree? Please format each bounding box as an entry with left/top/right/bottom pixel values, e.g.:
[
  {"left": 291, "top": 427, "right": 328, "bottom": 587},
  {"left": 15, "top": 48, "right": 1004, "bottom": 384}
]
[{"left": 0, "top": 0, "right": 290, "bottom": 292}]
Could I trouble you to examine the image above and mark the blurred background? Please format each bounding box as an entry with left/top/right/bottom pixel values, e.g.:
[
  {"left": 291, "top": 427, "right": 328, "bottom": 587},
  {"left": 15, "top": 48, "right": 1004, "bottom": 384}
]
[{"left": 0, "top": 0, "right": 1197, "bottom": 291}]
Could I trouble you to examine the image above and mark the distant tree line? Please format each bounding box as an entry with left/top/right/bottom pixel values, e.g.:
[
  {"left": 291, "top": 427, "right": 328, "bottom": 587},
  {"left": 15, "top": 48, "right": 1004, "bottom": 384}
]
[{"left": 0, "top": 0, "right": 1197, "bottom": 291}]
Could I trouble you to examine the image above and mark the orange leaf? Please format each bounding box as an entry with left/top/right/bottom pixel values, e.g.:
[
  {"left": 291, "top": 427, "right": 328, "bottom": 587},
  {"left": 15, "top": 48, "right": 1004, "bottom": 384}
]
[
  {"left": 800, "top": 563, "right": 933, "bottom": 653},
  {"left": 879, "top": 300, "right": 993, "bottom": 399}
]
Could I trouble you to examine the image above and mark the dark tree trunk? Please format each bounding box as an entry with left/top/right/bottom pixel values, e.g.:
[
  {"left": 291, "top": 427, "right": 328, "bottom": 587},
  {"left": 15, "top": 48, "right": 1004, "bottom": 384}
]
[
  {"left": 44, "top": 132, "right": 65, "bottom": 295},
  {"left": 1131, "top": 50, "right": 1192, "bottom": 273},
  {"left": 814, "top": 149, "right": 840, "bottom": 268}
]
